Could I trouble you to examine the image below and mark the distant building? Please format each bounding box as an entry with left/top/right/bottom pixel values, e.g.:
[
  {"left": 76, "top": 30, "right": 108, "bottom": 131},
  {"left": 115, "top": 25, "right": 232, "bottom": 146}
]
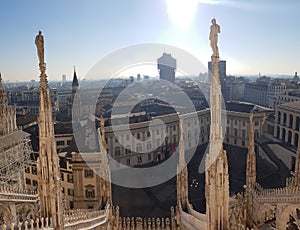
[
  {"left": 244, "top": 77, "right": 286, "bottom": 107},
  {"left": 221, "top": 76, "right": 245, "bottom": 102},
  {"left": 62, "top": 74, "right": 67, "bottom": 83},
  {"left": 208, "top": 60, "right": 226, "bottom": 81},
  {"left": 158, "top": 52, "right": 176, "bottom": 83}
]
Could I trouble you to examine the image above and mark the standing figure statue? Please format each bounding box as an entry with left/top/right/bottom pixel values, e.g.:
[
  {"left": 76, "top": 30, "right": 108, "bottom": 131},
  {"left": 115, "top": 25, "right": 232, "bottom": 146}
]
[
  {"left": 209, "top": 18, "right": 221, "bottom": 58},
  {"left": 35, "top": 31, "right": 44, "bottom": 64}
]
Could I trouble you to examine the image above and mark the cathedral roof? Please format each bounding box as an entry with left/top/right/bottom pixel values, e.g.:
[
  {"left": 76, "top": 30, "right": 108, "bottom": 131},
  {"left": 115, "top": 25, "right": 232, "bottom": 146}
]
[{"left": 0, "top": 130, "right": 30, "bottom": 151}]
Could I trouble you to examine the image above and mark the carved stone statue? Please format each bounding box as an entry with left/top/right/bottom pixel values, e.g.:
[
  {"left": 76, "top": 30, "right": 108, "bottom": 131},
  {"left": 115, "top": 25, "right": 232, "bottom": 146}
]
[
  {"left": 35, "top": 31, "right": 44, "bottom": 64},
  {"left": 209, "top": 18, "right": 221, "bottom": 57},
  {"left": 286, "top": 214, "right": 299, "bottom": 230}
]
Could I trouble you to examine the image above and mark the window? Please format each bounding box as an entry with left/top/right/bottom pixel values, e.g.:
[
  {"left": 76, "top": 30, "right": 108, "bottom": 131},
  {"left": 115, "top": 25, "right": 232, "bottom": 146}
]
[
  {"left": 201, "top": 127, "right": 204, "bottom": 134},
  {"left": 126, "top": 159, "right": 130, "bottom": 166},
  {"left": 137, "top": 133, "right": 141, "bottom": 139},
  {"left": 242, "top": 130, "right": 246, "bottom": 138},
  {"left": 61, "top": 173, "right": 64, "bottom": 181},
  {"left": 234, "top": 139, "right": 237, "bottom": 145},
  {"left": 226, "top": 127, "right": 230, "bottom": 135},
  {"left": 136, "top": 143, "right": 142, "bottom": 152},
  {"left": 70, "top": 201, "right": 74, "bottom": 209},
  {"left": 227, "top": 119, "right": 230, "bottom": 124},
  {"left": 88, "top": 206, "right": 94, "bottom": 210},
  {"left": 137, "top": 156, "right": 142, "bottom": 163},
  {"left": 68, "top": 189, "right": 74, "bottom": 196},
  {"left": 202, "top": 137, "right": 205, "bottom": 143},
  {"left": 67, "top": 140, "right": 71, "bottom": 145},
  {"left": 125, "top": 146, "right": 131, "bottom": 155},
  {"left": 85, "top": 169, "right": 94, "bottom": 178},
  {"left": 32, "top": 166, "right": 37, "bottom": 175},
  {"left": 26, "top": 178, "right": 31, "bottom": 185},
  {"left": 114, "top": 147, "right": 121, "bottom": 157},
  {"left": 56, "top": 141, "right": 64, "bottom": 146},
  {"left": 32, "top": 180, "right": 38, "bottom": 186},
  {"left": 234, "top": 128, "right": 238, "bottom": 136},
  {"left": 147, "top": 131, "right": 151, "bottom": 137},
  {"left": 194, "top": 129, "right": 198, "bottom": 136},
  {"left": 173, "top": 126, "right": 176, "bottom": 131},
  {"left": 25, "top": 166, "right": 30, "bottom": 173},
  {"left": 255, "top": 121, "right": 259, "bottom": 126},
  {"left": 242, "top": 121, "right": 246, "bottom": 127},
  {"left": 62, "top": 187, "right": 65, "bottom": 193},
  {"left": 242, "top": 140, "right": 245, "bottom": 146},
  {"left": 234, "top": 120, "right": 238, "bottom": 125},
  {"left": 156, "top": 139, "right": 160, "bottom": 147},
  {"left": 85, "top": 189, "right": 95, "bottom": 198},
  {"left": 146, "top": 141, "right": 152, "bottom": 150},
  {"left": 67, "top": 174, "right": 73, "bottom": 183},
  {"left": 173, "top": 135, "right": 177, "bottom": 144},
  {"left": 148, "top": 153, "right": 152, "bottom": 161}
]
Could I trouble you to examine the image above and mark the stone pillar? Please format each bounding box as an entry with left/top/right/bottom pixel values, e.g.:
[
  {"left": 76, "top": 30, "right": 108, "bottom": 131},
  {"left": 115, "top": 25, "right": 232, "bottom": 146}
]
[{"left": 9, "top": 203, "right": 16, "bottom": 226}]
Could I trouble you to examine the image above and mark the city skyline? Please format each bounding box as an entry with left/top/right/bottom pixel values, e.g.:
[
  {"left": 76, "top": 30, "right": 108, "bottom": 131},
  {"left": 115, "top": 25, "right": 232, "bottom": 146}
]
[{"left": 0, "top": 0, "right": 300, "bottom": 82}]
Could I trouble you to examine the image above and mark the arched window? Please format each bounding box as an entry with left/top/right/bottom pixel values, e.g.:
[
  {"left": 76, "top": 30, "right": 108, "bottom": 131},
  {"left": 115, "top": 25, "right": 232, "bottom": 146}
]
[
  {"left": 283, "top": 113, "right": 287, "bottom": 125},
  {"left": 295, "top": 133, "right": 299, "bottom": 148},
  {"left": 288, "top": 131, "right": 292, "bottom": 144},
  {"left": 282, "top": 128, "right": 286, "bottom": 141},
  {"left": 289, "top": 114, "right": 294, "bottom": 128},
  {"left": 114, "top": 147, "right": 121, "bottom": 157},
  {"left": 277, "top": 111, "right": 281, "bottom": 124}
]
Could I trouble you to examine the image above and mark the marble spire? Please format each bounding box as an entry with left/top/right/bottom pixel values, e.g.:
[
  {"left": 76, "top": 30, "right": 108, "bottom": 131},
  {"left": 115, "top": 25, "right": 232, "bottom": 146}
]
[{"left": 35, "top": 31, "right": 63, "bottom": 229}]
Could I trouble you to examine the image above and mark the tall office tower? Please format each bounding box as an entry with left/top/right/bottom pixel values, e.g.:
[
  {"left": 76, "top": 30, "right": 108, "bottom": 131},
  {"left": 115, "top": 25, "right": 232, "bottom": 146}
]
[
  {"left": 158, "top": 52, "right": 176, "bottom": 83},
  {"left": 62, "top": 74, "right": 66, "bottom": 83}
]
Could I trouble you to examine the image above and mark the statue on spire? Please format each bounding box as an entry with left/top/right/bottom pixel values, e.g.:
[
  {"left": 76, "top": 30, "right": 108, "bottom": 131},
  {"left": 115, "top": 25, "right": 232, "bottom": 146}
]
[
  {"left": 209, "top": 18, "right": 221, "bottom": 58},
  {"left": 35, "top": 31, "right": 44, "bottom": 65}
]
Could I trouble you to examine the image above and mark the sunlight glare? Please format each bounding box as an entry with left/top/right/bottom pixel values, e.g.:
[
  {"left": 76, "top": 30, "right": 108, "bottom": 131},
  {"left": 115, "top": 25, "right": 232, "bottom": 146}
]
[{"left": 166, "top": 0, "right": 198, "bottom": 29}]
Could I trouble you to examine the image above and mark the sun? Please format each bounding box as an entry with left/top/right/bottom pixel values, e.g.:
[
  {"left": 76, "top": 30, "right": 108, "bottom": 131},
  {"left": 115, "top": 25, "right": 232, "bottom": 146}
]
[{"left": 166, "top": 0, "right": 199, "bottom": 29}]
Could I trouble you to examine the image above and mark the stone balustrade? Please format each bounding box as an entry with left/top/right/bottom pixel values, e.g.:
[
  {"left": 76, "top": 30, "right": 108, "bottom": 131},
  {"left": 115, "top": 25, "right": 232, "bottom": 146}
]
[
  {"left": 0, "top": 204, "right": 110, "bottom": 230},
  {"left": 0, "top": 186, "right": 38, "bottom": 202},
  {"left": 117, "top": 216, "right": 172, "bottom": 230},
  {"left": 251, "top": 182, "right": 300, "bottom": 203},
  {"left": 0, "top": 217, "right": 53, "bottom": 230},
  {"left": 63, "top": 203, "right": 110, "bottom": 230}
]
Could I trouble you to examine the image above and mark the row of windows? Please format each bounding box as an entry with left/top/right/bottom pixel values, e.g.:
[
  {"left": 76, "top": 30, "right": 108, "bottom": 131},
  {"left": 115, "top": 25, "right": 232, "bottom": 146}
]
[
  {"left": 126, "top": 154, "right": 152, "bottom": 165},
  {"left": 26, "top": 178, "right": 38, "bottom": 186},
  {"left": 62, "top": 187, "right": 95, "bottom": 199},
  {"left": 114, "top": 127, "right": 178, "bottom": 143},
  {"left": 25, "top": 166, "right": 37, "bottom": 175},
  {"left": 56, "top": 140, "right": 71, "bottom": 146}
]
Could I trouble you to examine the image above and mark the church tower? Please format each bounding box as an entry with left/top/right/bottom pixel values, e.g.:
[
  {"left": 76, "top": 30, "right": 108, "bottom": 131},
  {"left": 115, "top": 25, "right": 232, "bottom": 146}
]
[
  {"left": 176, "top": 117, "right": 189, "bottom": 210},
  {"left": 69, "top": 66, "right": 80, "bottom": 120},
  {"left": 205, "top": 19, "right": 229, "bottom": 230},
  {"left": 72, "top": 66, "right": 79, "bottom": 102},
  {"left": 35, "top": 31, "right": 63, "bottom": 229}
]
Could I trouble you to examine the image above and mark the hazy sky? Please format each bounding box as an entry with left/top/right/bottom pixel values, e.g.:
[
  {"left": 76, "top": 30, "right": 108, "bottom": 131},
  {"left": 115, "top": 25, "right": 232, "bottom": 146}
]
[{"left": 0, "top": 0, "right": 299, "bottom": 82}]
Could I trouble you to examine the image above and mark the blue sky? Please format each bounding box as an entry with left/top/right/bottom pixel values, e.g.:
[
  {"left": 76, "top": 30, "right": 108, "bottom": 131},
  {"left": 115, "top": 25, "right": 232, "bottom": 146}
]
[{"left": 0, "top": 0, "right": 299, "bottom": 82}]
